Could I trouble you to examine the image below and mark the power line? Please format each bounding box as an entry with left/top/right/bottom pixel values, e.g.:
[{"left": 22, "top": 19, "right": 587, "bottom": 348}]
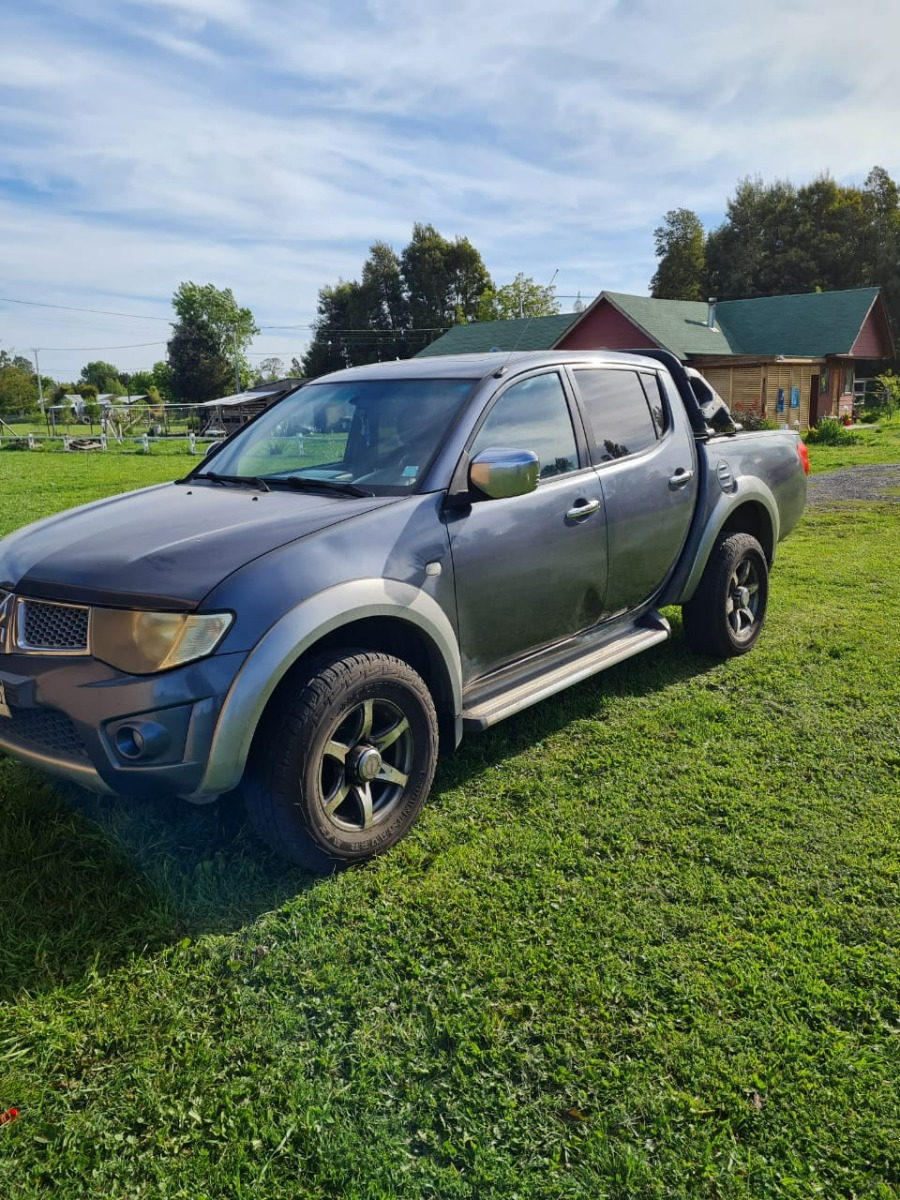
[
  {"left": 0, "top": 296, "right": 174, "bottom": 322},
  {"left": 1, "top": 297, "right": 452, "bottom": 334},
  {"left": 33, "top": 341, "right": 170, "bottom": 352}
]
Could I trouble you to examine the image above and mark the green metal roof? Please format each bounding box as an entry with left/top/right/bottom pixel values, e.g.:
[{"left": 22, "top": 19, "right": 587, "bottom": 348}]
[
  {"left": 600, "top": 292, "right": 733, "bottom": 357},
  {"left": 716, "top": 287, "right": 881, "bottom": 356},
  {"left": 601, "top": 288, "right": 882, "bottom": 359},
  {"left": 415, "top": 312, "right": 579, "bottom": 357},
  {"left": 416, "top": 287, "right": 884, "bottom": 362}
]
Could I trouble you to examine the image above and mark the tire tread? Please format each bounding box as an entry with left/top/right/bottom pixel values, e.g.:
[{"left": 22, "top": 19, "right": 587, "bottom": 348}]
[{"left": 243, "top": 650, "right": 438, "bottom": 871}]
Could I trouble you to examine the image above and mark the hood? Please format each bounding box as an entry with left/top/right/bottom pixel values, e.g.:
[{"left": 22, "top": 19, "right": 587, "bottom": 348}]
[{"left": 0, "top": 481, "right": 397, "bottom": 609}]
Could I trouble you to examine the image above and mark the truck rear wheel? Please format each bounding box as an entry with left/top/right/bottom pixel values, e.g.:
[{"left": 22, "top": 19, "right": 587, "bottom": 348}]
[
  {"left": 243, "top": 650, "right": 439, "bottom": 871},
  {"left": 681, "top": 532, "right": 769, "bottom": 658}
]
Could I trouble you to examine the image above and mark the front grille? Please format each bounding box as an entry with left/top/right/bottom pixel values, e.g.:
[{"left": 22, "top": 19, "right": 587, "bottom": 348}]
[
  {"left": 19, "top": 600, "right": 89, "bottom": 651},
  {"left": 0, "top": 705, "right": 90, "bottom": 761}
]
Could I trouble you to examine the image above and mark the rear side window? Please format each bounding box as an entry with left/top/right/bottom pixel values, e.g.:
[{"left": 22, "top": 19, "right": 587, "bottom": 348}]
[
  {"left": 573, "top": 369, "right": 662, "bottom": 463},
  {"left": 639, "top": 374, "right": 667, "bottom": 438}
]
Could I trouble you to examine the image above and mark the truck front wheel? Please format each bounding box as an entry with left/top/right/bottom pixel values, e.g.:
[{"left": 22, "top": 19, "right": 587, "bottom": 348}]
[
  {"left": 244, "top": 650, "right": 439, "bottom": 871},
  {"left": 681, "top": 532, "right": 769, "bottom": 658}
]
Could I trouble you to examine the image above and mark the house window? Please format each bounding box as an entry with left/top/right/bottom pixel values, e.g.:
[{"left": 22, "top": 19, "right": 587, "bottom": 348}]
[{"left": 842, "top": 366, "right": 854, "bottom": 395}]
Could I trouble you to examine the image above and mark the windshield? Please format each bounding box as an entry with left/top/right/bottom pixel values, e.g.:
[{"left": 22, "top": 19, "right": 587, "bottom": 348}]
[{"left": 198, "top": 378, "right": 474, "bottom": 494}]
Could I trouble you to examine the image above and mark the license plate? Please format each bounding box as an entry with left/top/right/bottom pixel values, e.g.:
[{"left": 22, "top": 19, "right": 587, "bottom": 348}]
[{"left": 0, "top": 682, "right": 9, "bottom": 719}]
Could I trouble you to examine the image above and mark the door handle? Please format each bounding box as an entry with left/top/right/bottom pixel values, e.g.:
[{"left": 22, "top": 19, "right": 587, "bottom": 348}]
[
  {"left": 565, "top": 497, "right": 601, "bottom": 520},
  {"left": 668, "top": 468, "right": 695, "bottom": 489}
]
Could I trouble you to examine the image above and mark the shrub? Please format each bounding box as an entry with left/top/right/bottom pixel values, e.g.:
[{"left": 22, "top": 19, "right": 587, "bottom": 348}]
[
  {"left": 804, "top": 417, "right": 858, "bottom": 446},
  {"left": 864, "top": 371, "right": 900, "bottom": 421},
  {"left": 736, "top": 411, "right": 779, "bottom": 431}
]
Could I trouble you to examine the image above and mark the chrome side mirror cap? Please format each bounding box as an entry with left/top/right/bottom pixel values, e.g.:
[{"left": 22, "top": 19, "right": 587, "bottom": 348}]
[{"left": 469, "top": 448, "right": 539, "bottom": 500}]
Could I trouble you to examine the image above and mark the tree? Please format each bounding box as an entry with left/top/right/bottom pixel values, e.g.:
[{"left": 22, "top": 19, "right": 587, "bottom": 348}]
[
  {"left": 83, "top": 398, "right": 102, "bottom": 432},
  {"left": 360, "top": 241, "right": 408, "bottom": 342},
  {"left": 167, "top": 319, "right": 232, "bottom": 405},
  {"left": 400, "top": 223, "right": 492, "bottom": 333},
  {"left": 150, "top": 361, "right": 173, "bottom": 403},
  {"left": 303, "top": 280, "right": 367, "bottom": 378},
  {"left": 254, "top": 357, "right": 285, "bottom": 382},
  {"left": 79, "top": 360, "right": 123, "bottom": 394},
  {"left": 650, "top": 209, "right": 707, "bottom": 300},
  {"left": 126, "top": 369, "right": 156, "bottom": 395},
  {"left": 0, "top": 350, "right": 35, "bottom": 375},
  {"left": 864, "top": 166, "right": 900, "bottom": 340},
  {"left": 171, "top": 282, "right": 258, "bottom": 381},
  {"left": 702, "top": 169, "right": 900, "bottom": 337},
  {"left": 302, "top": 226, "right": 495, "bottom": 376},
  {"left": 474, "top": 273, "right": 561, "bottom": 321},
  {"left": 0, "top": 365, "right": 39, "bottom": 415},
  {"left": 166, "top": 283, "right": 258, "bottom": 402}
]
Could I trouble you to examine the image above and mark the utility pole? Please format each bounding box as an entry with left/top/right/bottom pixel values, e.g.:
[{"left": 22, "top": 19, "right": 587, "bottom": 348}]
[
  {"left": 31, "top": 349, "right": 44, "bottom": 415},
  {"left": 232, "top": 329, "right": 241, "bottom": 394}
]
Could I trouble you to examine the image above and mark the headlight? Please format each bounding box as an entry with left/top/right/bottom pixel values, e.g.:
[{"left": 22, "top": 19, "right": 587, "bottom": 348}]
[{"left": 91, "top": 609, "right": 233, "bottom": 674}]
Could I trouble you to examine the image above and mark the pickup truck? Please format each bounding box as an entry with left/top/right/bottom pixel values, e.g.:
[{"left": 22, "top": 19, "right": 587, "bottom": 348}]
[{"left": 0, "top": 350, "right": 807, "bottom": 870}]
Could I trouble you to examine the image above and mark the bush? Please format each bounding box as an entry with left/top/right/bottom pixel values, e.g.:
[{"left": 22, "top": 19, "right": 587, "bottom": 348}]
[
  {"left": 804, "top": 417, "right": 858, "bottom": 446},
  {"left": 864, "top": 371, "right": 900, "bottom": 420},
  {"left": 735, "top": 411, "right": 779, "bottom": 431}
]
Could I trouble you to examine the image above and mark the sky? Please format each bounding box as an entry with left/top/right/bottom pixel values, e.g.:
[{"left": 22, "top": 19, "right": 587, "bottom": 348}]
[{"left": 2, "top": 0, "right": 900, "bottom": 382}]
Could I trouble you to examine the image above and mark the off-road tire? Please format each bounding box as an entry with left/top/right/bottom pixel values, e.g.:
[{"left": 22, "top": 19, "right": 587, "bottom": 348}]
[
  {"left": 681, "top": 532, "right": 769, "bottom": 658},
  {"left": 243, "top": 650, "right": 438, "bottom": 871}
]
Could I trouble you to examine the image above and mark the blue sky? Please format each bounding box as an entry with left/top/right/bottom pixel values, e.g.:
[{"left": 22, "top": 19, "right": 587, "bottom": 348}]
[{"left": 2, "top": 0, "right": 899, "bottom": 380}]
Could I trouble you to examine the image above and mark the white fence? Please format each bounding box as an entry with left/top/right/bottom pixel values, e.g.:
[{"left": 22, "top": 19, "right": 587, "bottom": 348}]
[{"left": 0, "top": 430, "right": 225, "bottom": 454}]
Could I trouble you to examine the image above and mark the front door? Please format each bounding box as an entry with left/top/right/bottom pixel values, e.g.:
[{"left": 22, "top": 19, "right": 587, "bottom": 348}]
[{"left": 447, "top": 371, "right": 608, "bottom": 686}]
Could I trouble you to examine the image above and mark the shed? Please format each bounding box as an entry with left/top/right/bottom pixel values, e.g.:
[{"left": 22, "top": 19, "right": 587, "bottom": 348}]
[{"left": 198, "top": 378, "right": 303, "bottom": 435}]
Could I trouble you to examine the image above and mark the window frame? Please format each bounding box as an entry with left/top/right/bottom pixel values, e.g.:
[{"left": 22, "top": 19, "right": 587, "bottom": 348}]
[
  {"left": 566, "top": 365, "right": 670, "bottom": 468},
  {"left": 464, "top": 367, "right": 593, "bottom": 487}
]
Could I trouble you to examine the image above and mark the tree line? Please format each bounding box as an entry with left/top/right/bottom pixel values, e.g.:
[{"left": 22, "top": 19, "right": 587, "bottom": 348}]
[
  {"left": 301, "top": 222, "right": 559, "bottom": 376},
  {"left": 11, "top": 168, "right": 892, "bottom": 420},
  {"left": 1, "top": 228, "right": 558, "bottom": 415},
  {"left": 650, "top": 166, "right": 900, "bottom": 338}
]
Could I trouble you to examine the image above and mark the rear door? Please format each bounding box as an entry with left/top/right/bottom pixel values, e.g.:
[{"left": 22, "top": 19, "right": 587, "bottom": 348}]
[
  {"left": 447, "top": 369, "right": 609, "bottom": 685},
  {"left": 568, "top": 367, "right": 697, "bottom": 619}
]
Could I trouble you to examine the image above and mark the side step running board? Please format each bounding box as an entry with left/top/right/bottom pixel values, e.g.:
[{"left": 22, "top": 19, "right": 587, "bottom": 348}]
[{"left": 462, "top": 615, "right": 670, "bottom": 730}]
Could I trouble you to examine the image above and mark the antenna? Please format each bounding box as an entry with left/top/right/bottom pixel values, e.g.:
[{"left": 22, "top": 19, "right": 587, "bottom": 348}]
[{"left": 493, "top": 268, "right": 559, "bottom": 378}]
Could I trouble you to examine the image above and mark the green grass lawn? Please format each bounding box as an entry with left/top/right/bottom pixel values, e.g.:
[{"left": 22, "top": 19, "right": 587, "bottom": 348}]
[
  {"left": 805, "top": 413, "right": 900, "bottom": 473},
  {"left": 0, "top": 441, "right": 899, "bottom": 1197}
]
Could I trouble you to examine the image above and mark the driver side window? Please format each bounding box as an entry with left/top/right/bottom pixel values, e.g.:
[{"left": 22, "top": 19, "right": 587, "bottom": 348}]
[{"left": 471, "top": 373, "right": 578, "bottom": 479}]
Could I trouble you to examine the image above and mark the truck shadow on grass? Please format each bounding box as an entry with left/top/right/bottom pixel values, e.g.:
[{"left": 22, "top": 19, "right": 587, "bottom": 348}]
[{"left": 0, "top": 629, "right": 711, "bottom": 1003}]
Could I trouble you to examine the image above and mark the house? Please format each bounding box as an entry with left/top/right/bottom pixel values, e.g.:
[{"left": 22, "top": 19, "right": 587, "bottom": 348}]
[{"left": 417, "top": 287, "right": 894, "bottom": 429}]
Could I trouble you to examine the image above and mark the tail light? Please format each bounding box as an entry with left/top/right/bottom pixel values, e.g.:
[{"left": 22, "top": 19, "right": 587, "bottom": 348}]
[{"left": 797, "top": 439, "right": 810, "bottom": 475}]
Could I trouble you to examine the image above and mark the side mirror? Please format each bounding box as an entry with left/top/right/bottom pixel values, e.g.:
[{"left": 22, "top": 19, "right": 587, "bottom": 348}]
[{"left": 469, "top": 447, "right": 539, "bottom": 500}]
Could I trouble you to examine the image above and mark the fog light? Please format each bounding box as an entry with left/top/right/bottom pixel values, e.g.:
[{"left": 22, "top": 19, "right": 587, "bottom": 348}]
[{"left": 113, "top": 721, "right": 170, "bottom": 762}]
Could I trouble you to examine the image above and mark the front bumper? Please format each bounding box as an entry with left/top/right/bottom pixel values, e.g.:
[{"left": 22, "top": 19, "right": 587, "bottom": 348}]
[{"left": 0, "top": 649, "right": 248, "bottom": 801}]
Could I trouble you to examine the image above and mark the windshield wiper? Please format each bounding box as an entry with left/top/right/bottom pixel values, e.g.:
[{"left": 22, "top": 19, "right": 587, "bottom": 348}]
[
  {"left": 194, "top": 471, "right": 270, "bottom": 492},
  {"left": 275, "top": 476, "right": 374, "bottom": 498}
]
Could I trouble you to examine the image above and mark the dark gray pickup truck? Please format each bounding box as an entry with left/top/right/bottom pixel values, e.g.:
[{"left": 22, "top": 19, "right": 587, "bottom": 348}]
[{"left": 0, "top": 350, "right": 807, "bottom": 869}]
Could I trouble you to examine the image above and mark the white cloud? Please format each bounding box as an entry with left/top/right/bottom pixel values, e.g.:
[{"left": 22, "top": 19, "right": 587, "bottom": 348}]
[{"left": 1, "top": 0, "right": 899, "bottom": 373}]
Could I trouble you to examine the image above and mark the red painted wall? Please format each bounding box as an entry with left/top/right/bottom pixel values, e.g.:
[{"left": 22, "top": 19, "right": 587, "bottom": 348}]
[
  {"left": 558, "top": 300, "right": 658, "bottom": 351},
  {"left": 851, "top": 304, "right": 892, "bottom": 358}
]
